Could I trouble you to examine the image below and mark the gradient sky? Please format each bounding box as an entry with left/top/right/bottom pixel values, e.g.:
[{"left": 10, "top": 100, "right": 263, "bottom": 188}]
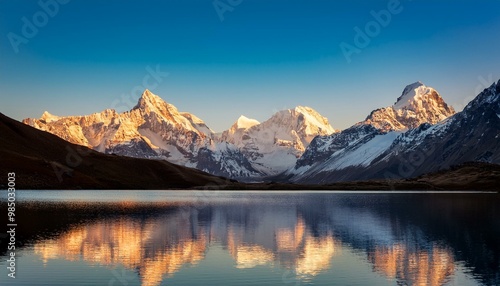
[{"left": 1, "top": 0, "right": 500, "bottom": 132}]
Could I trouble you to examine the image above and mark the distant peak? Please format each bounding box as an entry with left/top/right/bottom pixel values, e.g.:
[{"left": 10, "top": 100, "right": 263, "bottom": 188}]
[
  {"left": 40, "top": 111, "right": 59, "bottom": 122},
  {"left": 237, "top": 115, "right": 254, "bottom": 121},
  {"left": 42, "top": 110, "right": 52, "bottom": 117},
  {"left": 139, "top": 89, "right": 166, "bottom": 103},
  {"left": 235, "top": 115, "right": 259, "bottom": 129},
  {"left": 394, "top": 81, "right": 433, "bottom": 110},
  {"left": 134, "top": 89, "right": 168, "bottom": 111},
  {"left": 141, "top": 89, "right": 156, "bottom": 99},
  {"left": 401, "top": 81, "right": 425, "bottom": 96}
]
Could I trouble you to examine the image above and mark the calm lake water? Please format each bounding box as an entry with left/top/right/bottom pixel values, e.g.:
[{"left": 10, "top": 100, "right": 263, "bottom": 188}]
[{"left": 1, "top": 191, "right": 499, "bottom": 285}]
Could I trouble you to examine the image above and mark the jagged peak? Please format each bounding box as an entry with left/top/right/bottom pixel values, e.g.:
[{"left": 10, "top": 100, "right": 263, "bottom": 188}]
[
  {"left": 139, "top": 89, "right": 162, "bottom": 102},
  {"left": 462, "top": 78, "right": 500, "bottom": 111},
  {"left": 134, "top": 89, "right": 173, "bottom": 112},
  {"left": 401, "top": 81, "right": 425, "bottom": 96},
  {"left": 40, "top": 111, "right": 59, "bottom": 122},
  {"left": 41, "top": 110, "right": 54, "bottom": 117},
  {"left": 394, "top": 81, "right": 438, "bottom": 110}
]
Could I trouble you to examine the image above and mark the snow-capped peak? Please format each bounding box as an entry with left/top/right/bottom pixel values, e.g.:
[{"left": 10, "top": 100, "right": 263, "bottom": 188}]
[
  {"left": 129, "top": 89, "right": 214, "bottom": 136},
  {"left": 142, "top": 88, "right": 155, "bottom": 98},
  {"left": 235, "top": 115, "right": 260, "bottom": 130},
  {"left": 40, "top": 111, "right": 60, "bottom": 123},
  {"left": 135, "top": 89, "right": 166, "bottom": 109},
  {"left": 219, "top": 116, "right": 259, "bottom": 145},
  {"left": 291, "top": 106, "right": 336, "bottom": 134},
  {"left": 134, "top": 89, "right": 180, "bottom": 118},
  {"left": 400, "top": 81, "right": 424, "bottom": 96},
  {"left": 394, "top": 81, "right": 430, "bottom": 110},
  {"left": 362, "top": 82, "right": 455, "bottom": 131}
]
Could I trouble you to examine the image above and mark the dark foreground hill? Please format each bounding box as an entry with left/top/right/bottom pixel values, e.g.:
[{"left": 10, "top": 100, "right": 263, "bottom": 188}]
[
  {"left": 1, "top": 113, "right": 498, "bottom": 190},
  {"left": 0, "top": 113, "right": 232, "bottom": 189}
]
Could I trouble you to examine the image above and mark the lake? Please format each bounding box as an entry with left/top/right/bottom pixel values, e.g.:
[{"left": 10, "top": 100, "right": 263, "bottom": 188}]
[{"left": 1, "top": 191, "right": 499, "bottom": 285}]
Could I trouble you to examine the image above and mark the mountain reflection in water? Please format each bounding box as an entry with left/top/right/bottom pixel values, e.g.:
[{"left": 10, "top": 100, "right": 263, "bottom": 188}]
[{"left": 3, "top": 193, "right": 499, "bottom": 286}]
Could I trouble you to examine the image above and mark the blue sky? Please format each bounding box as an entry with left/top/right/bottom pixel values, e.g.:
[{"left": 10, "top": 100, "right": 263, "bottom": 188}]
[{"left": 1, "top": 0, "right": 499, "bottom": 131}]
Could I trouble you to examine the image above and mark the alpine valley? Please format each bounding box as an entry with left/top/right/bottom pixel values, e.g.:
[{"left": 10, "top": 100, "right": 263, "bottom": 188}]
[{"left": 23, "top": 80, "right": 500, "bottom": 183}]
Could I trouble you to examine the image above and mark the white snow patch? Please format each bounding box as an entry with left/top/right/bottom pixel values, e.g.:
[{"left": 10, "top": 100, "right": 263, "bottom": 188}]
[
  {"left": 138, "top": 128, "right": 187, "bottom": 164},
  {"left": 251, "top": 149, "right": 298, "bottom": 175},
  {"left": 180, "top": 112, "right": 214, "bottom": 136},
  {"left": 323, "top": 132, "right": 401, "bottom": 170}
]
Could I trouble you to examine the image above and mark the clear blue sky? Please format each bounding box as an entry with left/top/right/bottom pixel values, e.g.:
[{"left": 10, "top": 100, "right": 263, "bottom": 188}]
[{"left": 1, "top": 0, "right": 499, "bottom": 131}]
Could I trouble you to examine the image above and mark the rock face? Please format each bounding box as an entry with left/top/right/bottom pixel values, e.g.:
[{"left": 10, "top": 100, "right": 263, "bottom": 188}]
[
  {"left": 219, "top": 106, "right": 337, "bottom": 175},
  {"left": 287, "top": 80, "right": 500, "bottom": 184},
  {"left": 23, "top": 90, "right": 335, "bottom": 179}
]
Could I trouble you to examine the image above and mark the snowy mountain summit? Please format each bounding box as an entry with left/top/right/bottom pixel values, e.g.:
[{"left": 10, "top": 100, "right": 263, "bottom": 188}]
[
  {"left": 363, "top": 82, "right": 455, "bottom": 131},
  {"left": 235, "top": 115, "right": 260, "bottom": 130},
  {"left": 220, "top": 115, "right": 260, "bottom": 146}
]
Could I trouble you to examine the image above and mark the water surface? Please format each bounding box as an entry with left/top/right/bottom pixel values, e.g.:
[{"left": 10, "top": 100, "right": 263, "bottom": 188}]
[{"left": 1, "top": 191, "right": 498, "bottom": 285}]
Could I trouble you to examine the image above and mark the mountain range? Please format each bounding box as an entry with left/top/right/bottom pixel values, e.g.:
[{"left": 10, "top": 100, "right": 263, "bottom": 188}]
[
  {"left": 23, "top": 89, "right": 336, "bottom": 179},
  {"left": 22, "top": 79, "right": 500, "bottom": 184}
]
